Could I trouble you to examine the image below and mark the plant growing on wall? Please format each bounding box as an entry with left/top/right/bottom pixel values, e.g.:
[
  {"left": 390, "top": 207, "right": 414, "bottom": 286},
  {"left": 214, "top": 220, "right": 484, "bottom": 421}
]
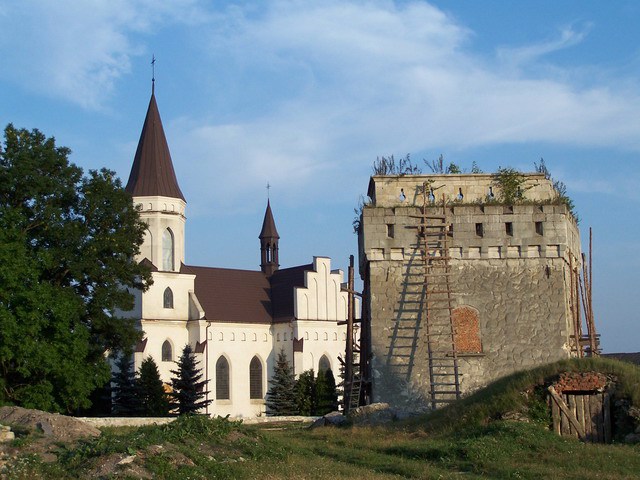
[
  {"left": 425, "top": 154, "right": 461, "bottom": 174},
  {"left": 535, "top": 158, "right": 578, "bottom": 220},
  {"left": 491, "top": 167, "right": 528, "bottom": 204},
  {"left": 170, "top": 344, "right": 211, "bottom": 415},
  {"left": 266, "top": 349, "right": 298, "bottom": 416},
  {"left": 372, "top": 154, "right": 422, "bottom": 175},
  {"left": 138, "top": 357, "right": 170, "bottom": 417}
]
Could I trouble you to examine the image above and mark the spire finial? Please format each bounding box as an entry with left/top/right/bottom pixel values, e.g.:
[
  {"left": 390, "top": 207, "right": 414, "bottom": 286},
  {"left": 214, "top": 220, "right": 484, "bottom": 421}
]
[
  {"left": 266, "top": 181, "right": 271, "bottom": 200},
  {"left": 151, "top": 54, "right": 156, "bottom": 94}
]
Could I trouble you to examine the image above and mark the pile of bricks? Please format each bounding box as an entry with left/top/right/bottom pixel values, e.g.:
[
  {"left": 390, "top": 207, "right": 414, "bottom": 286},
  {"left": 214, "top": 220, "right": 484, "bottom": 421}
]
[{"left": 553, "top": 371, "right": 608, "bottom": 394}]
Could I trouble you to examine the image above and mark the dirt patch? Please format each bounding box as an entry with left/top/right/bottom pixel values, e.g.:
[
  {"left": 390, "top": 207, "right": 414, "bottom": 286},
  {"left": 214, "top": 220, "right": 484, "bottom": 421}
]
[{"left": 0, "top": 406, "right": 100, "bottom": 443}]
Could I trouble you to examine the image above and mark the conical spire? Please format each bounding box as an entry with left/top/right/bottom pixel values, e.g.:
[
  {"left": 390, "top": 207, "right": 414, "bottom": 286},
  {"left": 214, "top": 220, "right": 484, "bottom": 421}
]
[
  {"left": 259, "top": 200, "right": 279, "bottom": 276},
  {"left": 125, "top": 93, "right": 185, "bottom": 201},
  {"left": 259, "top": 200, "right": 280, "bottom": 240}
]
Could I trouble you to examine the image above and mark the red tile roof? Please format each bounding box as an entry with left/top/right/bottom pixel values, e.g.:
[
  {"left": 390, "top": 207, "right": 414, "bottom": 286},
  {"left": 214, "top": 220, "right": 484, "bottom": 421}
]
[{"left": 125, "top": 93, "right": 185, "bottom": 201}]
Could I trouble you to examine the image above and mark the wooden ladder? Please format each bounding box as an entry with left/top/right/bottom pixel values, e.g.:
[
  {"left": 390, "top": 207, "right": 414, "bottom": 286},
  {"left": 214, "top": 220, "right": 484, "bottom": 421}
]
[{"left": 413, "top": 188, "right": 461, "bottom": 409}]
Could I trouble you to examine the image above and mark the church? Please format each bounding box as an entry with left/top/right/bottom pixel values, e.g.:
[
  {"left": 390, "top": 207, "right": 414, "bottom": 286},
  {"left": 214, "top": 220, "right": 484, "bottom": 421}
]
[{"left": 119, "top": 90, "right": 350, "bottom": 418}]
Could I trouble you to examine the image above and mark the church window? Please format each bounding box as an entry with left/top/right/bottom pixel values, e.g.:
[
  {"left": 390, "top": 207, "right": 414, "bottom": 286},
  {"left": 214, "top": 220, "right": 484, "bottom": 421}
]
[
  {"left": 314, "top": 332, "right": 319, "bottom": 341},
  {"left": 242, "top": 333, "right": 246, "bottom": 341},
  {"left": 324, "top": 332, "right": 328, "bottom": 341},
  {"left": 163, "top": 287, "right": 174, "bottom": 308},
  {"left": 452, "top": 306, "right": 482, "bottom": 354},
  {"left": 319, "top": 355, "right": 331, "bottom": 373},
  {"left": 219, "top": 332, "right": 223, "bottom": 341},
  {"left": 249, "top": 356, "right": 263, "bottom": 399},
  {"left": 162, "top": 228, "right": 175, "bottom": 271},
  {"left": 161, "top": 340, "right": 173, "bottom": 362},
  {"left": 333, "top": 332, "right": 338, "bottom": 341},
  {"left": 216, "top": 356, "right": 230, "bottom": 400},
  {"left": 252, "top": 333, "right": 257, "bottom": 342}
]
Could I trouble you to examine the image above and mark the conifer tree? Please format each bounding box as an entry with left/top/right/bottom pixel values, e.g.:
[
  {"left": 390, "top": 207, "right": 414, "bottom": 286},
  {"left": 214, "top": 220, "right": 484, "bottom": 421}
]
[
  {"left": 316, "top": 368, "right": 339, "bottom": 415},
  {"left": 294, "top": 369, "right": 316, "bottom": 416},
  {"left": 170, "top": 344, "right": 211, "bottom": 415},
  {"left": 111, "top": 353, "right": 139, "bottom": 416},
  {"left": 137, "top": 357, "right": 170, "bottom": 417},
  {"left": 266, "top": 349, "right": 298, "bottom": 416}
]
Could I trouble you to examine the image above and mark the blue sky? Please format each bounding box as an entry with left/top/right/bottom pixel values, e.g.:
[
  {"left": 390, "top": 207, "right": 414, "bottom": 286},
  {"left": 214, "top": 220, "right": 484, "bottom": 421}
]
[{"left": 1, "top": 1, "right": 638, "bottom": 353}]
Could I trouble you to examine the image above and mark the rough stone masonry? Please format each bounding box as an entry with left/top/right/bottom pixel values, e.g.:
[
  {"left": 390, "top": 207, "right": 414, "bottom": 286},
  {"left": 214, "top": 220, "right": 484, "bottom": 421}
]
[{"left": 358, "top": 173, "right": 583, "bottom": 408}]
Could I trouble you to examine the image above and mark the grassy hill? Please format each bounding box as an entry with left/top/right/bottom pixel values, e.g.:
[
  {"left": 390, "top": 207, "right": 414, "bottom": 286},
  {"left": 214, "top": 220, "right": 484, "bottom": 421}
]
[{"left": 2, "top": 358, "right": 640, "bottom": 479}]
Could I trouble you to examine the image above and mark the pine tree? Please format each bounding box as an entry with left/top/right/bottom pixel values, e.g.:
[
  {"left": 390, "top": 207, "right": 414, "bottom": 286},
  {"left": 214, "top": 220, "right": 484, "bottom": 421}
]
[
  {"left": 111, "top": 353, "right": 139, "bottom": 416},
  {"left": 294, "top": 370, "right": 316, "bottom": 416},
  {"left": 316, "top": 368, "right": 339, "bottom": 415},
  {"left": 266, "top": 349, "right": 298, "bottom": 416},
  {"left": 170, "top": 344, "right": 211, "bottom": 415},
  {"left": 137, "top": 357, "right": 170, "bottom": 417}
]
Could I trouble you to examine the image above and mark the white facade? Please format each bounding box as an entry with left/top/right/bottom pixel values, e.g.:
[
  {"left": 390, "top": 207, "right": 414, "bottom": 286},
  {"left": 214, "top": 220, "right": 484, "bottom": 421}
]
[{"left": 124, "top": 204, "right": 350, "bottom": 418}]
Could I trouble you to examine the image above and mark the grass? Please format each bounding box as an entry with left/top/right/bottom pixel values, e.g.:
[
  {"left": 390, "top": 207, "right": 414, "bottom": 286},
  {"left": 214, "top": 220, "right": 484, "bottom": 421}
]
[{"left": 3, "top": 358, "right": 640, "bottom": 479}]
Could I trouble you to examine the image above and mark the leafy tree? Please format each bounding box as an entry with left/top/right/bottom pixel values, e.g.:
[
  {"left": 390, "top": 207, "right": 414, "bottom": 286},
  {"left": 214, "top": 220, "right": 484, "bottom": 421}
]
[
  {"left": 266, "top": 349, "right": 298, "bottom": 416},
  {"left": 294, "top": 370, "right": 316, "bottom": 416},
  {"left": 138, "top": 357, "right": 170, "bottom": 417},
  {"left": 316, "top": 368, "right": 339, "bottom": 415},
  {"left": 170, "top": 344, "right": 211, "bottom": 415},
  {"left": 111, "top": 353, "right": 140, "bottom": 416},
  {"left": 0, "top": 124, "right": 152, "bottom": 413}
]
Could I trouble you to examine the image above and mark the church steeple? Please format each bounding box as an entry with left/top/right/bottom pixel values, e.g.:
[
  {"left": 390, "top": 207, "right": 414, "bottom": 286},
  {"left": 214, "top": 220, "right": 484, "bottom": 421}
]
[
  {"left": 125, "top": 92, "right": 185, "bottom": 201},
  {"left": 259, "top": 200, "right": 280, "bottom": 276}
]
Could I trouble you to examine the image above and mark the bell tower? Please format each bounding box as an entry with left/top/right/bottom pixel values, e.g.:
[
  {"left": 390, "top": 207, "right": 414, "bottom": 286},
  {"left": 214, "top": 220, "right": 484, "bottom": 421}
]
[
  {"left": 259, "top": 200, "right": 280, "bottom": 276},
  {"left": 125, "top": 90, "right": 186, "bottom": 271}
]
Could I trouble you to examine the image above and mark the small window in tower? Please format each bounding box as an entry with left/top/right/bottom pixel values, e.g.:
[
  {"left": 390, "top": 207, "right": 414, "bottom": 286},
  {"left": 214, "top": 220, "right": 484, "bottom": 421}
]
[
  {"left": 163, "top": 287, "right": 174, "bottom": 308},
  {"left": 399, "top": 188, "right": 406, "bottom": 202},
  {"left": 505, "top": 222, "right": 513, "bottom": 237},
  {"left": 386, "top": 224, "right": 394, "bottom": 238},
  {"left": 456, "top": 188, "right": 464, "bottom": 201},
  {"left": 535, "top": 221, "right": 544, "bottom": 236},
  {"left": 475, "top": 223, "right": 484, "bottom": 237}
]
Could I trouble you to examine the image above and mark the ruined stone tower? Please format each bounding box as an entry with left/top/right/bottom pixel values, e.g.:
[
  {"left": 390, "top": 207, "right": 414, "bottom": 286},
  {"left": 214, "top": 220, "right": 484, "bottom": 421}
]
[{"left": 358, "top": 173, "right": 584, "bottom": 409}]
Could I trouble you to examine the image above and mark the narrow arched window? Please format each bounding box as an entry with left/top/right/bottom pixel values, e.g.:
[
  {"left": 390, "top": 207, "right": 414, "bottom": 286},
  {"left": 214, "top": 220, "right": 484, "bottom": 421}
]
[
  {"left": 216, "top": 356, "right": 230, "bottom": 400},
  {"left": 163, "top": 287, "right": 174, "bottom": 308},
  {"left": 319, "top": 355, "right": 331, "bottom": 373},
  {"left": 249, "top": 356, "right": 263, "bottom": 399},
  {"left": 161, "top": 340, "right": 173, "bottom": 362},
  {"left": 162, "top": 228, "right": 174, "bottom": 271}
]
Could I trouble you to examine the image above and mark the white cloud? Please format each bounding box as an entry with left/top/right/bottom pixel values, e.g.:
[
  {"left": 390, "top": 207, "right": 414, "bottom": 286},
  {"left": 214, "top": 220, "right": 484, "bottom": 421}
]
[
  {"left": 496, "top": 24, "right": 592, "bottom": 67},
  {"left": 165, "top": 1, "right": 640, "bottom": 210},
  {"left": 0, "top": 0, "right": 208, "bottom": 109}
]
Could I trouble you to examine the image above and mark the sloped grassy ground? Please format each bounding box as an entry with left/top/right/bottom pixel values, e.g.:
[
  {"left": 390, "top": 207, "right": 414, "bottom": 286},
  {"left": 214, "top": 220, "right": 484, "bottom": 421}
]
[{"left": 3, "top": 358, "right": 640, "bottom": 479}]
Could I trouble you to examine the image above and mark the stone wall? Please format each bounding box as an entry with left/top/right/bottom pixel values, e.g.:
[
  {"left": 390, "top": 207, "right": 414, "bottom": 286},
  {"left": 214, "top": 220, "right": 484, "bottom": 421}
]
[{"left": 359, "top": 174, "right": 581, "bottom": 409}]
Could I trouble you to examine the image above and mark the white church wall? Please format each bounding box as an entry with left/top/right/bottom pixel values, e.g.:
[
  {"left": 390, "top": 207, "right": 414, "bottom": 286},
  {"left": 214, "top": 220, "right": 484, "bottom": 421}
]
[
  {"left": 134, "top": 195, "right": 187, "bottom": 271},
  {"left": 293, "top": 320, "right": 346, "bottom": 376},
  {"left": 141, "top": 271, "right": 196, "bottom": 321},
  {"left": 294, "top": 257, "right": 349, "bottom": 321},
  {"left": 137, "top": 320, "right": 190, "bottom": 380}
]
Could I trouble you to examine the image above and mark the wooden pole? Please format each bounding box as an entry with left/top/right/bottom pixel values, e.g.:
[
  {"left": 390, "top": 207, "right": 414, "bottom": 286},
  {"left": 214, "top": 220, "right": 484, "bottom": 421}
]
[{"left": 344, "top": 255, "right": 355, "bottom": 411}]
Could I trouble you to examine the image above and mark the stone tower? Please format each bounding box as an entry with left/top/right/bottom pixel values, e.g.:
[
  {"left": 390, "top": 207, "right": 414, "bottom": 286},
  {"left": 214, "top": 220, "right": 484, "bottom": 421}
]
[
  {"left": 259, "top": 200, "right": 280, "bottom": 276},
  {"left": 358, "top": 173, "right": 583, "bottom": 409}
]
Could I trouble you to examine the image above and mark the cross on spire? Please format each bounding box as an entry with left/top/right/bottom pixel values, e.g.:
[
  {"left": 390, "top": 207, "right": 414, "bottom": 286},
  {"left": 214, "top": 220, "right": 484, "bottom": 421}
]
[
  {"left": 266, "top": 182, "right": 271, "bottom": 200},
  {"left": 151, "top": 54, "right": 156, "bottom": 94}
]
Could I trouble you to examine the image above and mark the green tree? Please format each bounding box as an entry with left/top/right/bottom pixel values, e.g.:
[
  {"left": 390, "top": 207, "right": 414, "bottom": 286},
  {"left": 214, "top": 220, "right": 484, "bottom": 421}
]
[
  {"left": 316, "top": 368, "right": 339, "bottom": 415},
  {"left": 111, "top": 353, "right": 140, "bottom": 416},
  {"left": 138, "top": 357, "right": 170, "bottom": 417},
  {"left": 266, "top": 349, "right": 298, "bottom": 416},
  {"left": 492, "top": 167, "right": 528, "bottom": 204},
  {"left": 170, "top": 344, "right": 211, "bottom": 415},
  {"left": 294, "top": 370, "right": 316, "bottom": 416},
  {"left": 0, "top": 124, "right": 152, "bottom": 413}
]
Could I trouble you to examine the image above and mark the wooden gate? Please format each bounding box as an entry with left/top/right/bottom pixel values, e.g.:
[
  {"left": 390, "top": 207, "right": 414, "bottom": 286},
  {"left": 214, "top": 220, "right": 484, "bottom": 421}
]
[{"left": 548, "top": 386, "right": 611, "bottom": 443}]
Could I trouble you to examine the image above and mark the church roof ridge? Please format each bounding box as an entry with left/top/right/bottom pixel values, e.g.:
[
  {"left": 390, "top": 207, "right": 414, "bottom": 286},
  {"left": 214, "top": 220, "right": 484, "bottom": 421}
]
[{"left": 125, "top": 92, "right": 185, "bottom": 201}]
